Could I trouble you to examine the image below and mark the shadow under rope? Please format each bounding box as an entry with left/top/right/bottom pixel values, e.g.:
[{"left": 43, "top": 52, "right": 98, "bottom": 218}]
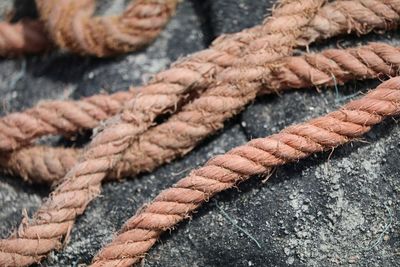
[
  {"left": 2, "top": 74, "right": 398, "bottom": 200},
  {"left": 145, "top": 116, "right": 399, "bottom": 265},
  {"left": 306, "top": 28, "right": 400, "bottom": 53},
  {"left": 5, "top": 1, "right": 400, "bottom": 89},
  {"left": 3, "top": 112, "right": 399, "bottom": 265},
  {"left": 189, "top": 0, "right": 216, "bottom": 47},
  {"left": 11, "top": 0, "right": 37, "bottom": 22},
  {"left": 2, "top": 90, "right": 398, "bottom": 265}
]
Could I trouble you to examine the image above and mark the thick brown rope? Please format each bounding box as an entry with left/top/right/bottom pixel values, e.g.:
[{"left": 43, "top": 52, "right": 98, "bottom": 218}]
[
  {"left": 90, "top": 77, "right": 400, "bottom": 266},
  {"left": 3, "top": 42, "right": 400, "bottom": 184},
  {"left": 299, "top": 0, "right": 400, "bottom": 45},
  {"left": 0, "top": 146, "right": 79, "bottom": 184},
  {"left": 99, "top": 41, "right": 400, "bottom": 177},
  {"left": 0, "top": 0, "right": 178, "bottom": 57},
  {"left": 0, "top": 1, "right": 325, "bottom": 265},
  {"left": 0, "top": 90, "right": 138, "bottom": 152},
  {"left": 0, "top": 19, "right": 51, "bottom": 56},
  {"left": 0, "top": 0, "right": 397, "bottom": 153},
  {"left": 34, "top": 0, "right": 179, "bottom": 56},
  {"left": 233, "top": 0, "right": 400, "bottom": 66}
]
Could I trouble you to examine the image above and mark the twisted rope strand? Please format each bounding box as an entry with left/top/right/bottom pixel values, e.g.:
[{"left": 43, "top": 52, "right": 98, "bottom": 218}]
[
  {"left": 91, "top": 77, "right": 400, "bottom": 266},
  {"left": 0, "top": 90, "right": 138, "bottom": 152},
  {"left": 2, "top": 42, "right": 400, "bottom": 184},
  {"left": 0, "top": 0, "right": 178, "bottom": 57},
  {"left": 34, "top": 0, "right": 179, "bottom": 56},
  {"left": 0, "top": 19, "right": 51, "bottom": 56},
  {"left": 299, "top": 0, "right": 400, "bottom": 45},
  {"left": 4, "top": 0, "right": 398, "bottom": 266},
  {"left": 113, "top": 42, "right": 400, "bottom": 177},
  {"left": 0, "top": 1, "right": 325, "bottom": 265},
  {"left": 1, "top": 0, "right": 397, "bottom": 153},
  {"left": 235, "top": 0, "right": 400, "bottom": 66},
  {"left": 0, "top": 146, "right": 79, "bottom": 184}
]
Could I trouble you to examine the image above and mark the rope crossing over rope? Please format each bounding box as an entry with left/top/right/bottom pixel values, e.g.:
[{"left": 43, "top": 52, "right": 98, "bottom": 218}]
[
  {"left": 1, "top": 42, "right": 400, "bottom": 184},
  {"left": 0, "top": 0, "right": 326, "bottom": 265},
  {"left": 90, "top": 76, "right": 400, "bottom": 266},
  {"left": 0, "top": 0, "right": 399, "bottom": 153},
  {"left": 0, "top": 0, "right": 400, "bottom": 266}
]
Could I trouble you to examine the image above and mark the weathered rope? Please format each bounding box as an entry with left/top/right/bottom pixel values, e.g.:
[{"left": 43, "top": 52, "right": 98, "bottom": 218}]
[
  {"left": 3, "top": 42, "right": 400, "bottom": 184},
  {"left": 0, "top": 19, "right": 50, "bottom": 56},
  {"left": 90, "top": 77, "right": 400, "bottom": 266},
  {"left": 34, "top": 0, "right": 179, "bottom": 56},
  {"left": 234, "top": 0, "right": 400, "bottom": 66},
  {"left": 0, "top": 0, "right": 397, "bottom": 153},
  {"left": 0, "top": 1, "right": 325, "bottom": 265},
  {"left": 0, "top": 146, "right": 79, "bottom": 184},
  {"left": 299, "top": 0, "right": 400, "bottom": 45},
  {"left": 0, "top": 0, "right": 178, "bottom": 57},
  {"left": 0, "top": 90, "right": 138, "bottom": 152},
  {"left": 98, "top": 41, "right": 400, "bottom": 177}
]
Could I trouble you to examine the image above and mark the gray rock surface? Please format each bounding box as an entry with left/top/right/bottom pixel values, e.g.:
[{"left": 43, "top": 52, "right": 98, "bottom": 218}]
[
  {"left": 0, "top": 0, "right": 399, "bottom": 266},
  {"left": 209, "top": 0, "right": 275, "bottom": 34}
]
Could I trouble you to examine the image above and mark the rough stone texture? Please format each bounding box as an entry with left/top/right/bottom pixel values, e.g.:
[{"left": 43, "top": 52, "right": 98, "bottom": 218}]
[
  {"left": 0, "top": 1, "right": 400, "bottom": 266},
  {"left": 209, "top": 0, "right": 275, "bottom": 34}
]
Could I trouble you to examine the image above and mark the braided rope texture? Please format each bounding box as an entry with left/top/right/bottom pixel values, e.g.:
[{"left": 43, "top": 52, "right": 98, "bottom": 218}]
[
  {"left": 0, "top": 19, "right": 51, "bottom": 56},
  {"left": 1, "top": 0, "right": 398, "bottom": 153},
  {"left": 35, "top": 0, "right": 179, "bottom": 56},
  {"left": 0, "top": 1, "right": 325, "bottom": 265},
  {"left": 91, "top": 77, "right": 400, "bottom": 266},
  {"left": 3, "top": 42, "right": 400, "bottom": 184}
]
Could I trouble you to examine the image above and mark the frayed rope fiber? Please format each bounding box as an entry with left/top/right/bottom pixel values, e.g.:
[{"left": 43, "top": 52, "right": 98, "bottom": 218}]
[
  {"left": 2, "top": 42, "right": 400, "bottom": 184},
  {"left": 0, "top": 0, "right": 326, "bottom": 265},
  {"left": 90, "top": 77, "right": 400, "bottom": 266},
  {"left": 0, "top": 0, "right": 398, "bottom": 153},
  {"left": 0, "top": 0, "right": 179, "bottom": 57}
]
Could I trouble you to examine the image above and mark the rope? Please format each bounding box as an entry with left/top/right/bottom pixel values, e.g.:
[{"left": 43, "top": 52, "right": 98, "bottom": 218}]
[
  {"left": 0, "top": 146, "right": 79, "bottom": 184},
  {"left": 0, "top": 0, "right": 178, "bottom": 57},
  {"left": 0, "top": 1, "right": 325, "bottom": 265},
  {"left": 0, "top": 0, "right": 397, "bottom": 153},
  {"left": 106, "top": 41, "right": 400, "bottom": 176},
  {"left": 2, "top": 42, "right": 400, "bottom": 184},
  {"left": 0, "top": 90, "right": 137, "bottom": 152},
  {"left": 0, "top": 19, "right": 50, "bottom": 56},
  {"left": 234, "top": 0, "right": 400, "bottom": 66},
  {"left": 34, "top": 0, "right": 179, "bottom": 56},
  {"left": 299, "top": 0, "right": 400, "bottom": 45},
  {"left": 91, "top": 76, "right": 400, "bottom": 266}
]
